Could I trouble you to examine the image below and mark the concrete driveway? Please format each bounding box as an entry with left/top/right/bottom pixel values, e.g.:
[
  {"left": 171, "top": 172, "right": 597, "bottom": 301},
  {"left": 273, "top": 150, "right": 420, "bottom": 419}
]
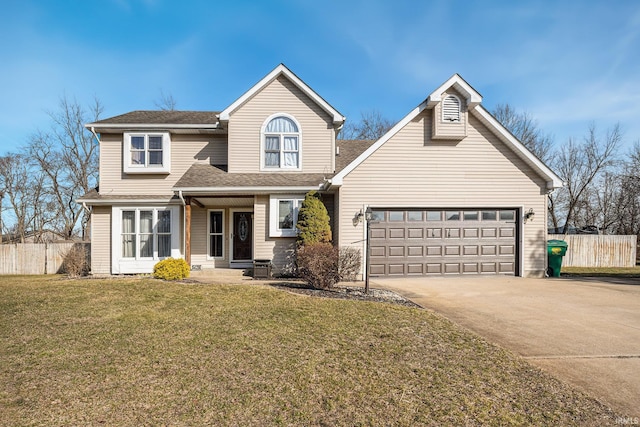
[{"left": 373, "top": 275, "right": 640, "bottom": 417}]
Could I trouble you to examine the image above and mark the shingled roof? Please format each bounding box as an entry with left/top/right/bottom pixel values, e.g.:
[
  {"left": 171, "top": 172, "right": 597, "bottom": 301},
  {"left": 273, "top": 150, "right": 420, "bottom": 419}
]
[
  {"left": 173, "top": 164, "right": 330, "bottom": 190},
  {"left": 91, "top": 110, "right": 220, "bottom": 125},
  {"left": 335, "top": 140, "right": 375, "bottom": 172}
]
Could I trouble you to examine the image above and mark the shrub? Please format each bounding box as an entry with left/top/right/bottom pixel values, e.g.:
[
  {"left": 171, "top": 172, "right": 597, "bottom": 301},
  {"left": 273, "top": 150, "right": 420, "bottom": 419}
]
[
  {"left": 296, "top": 191, "right": 332, "bottom": 246},
  {"left": 296, "top": 243, "right": 340, "bottom": 289},
  {"left": 153, "top": 258, "right": 190, "bottom": 280},
  {"left": 60, "top": 244, "right": 90, "bottom": 277},
  {"left": 338, "top": 246, "right": 362, "bottom": 281}
]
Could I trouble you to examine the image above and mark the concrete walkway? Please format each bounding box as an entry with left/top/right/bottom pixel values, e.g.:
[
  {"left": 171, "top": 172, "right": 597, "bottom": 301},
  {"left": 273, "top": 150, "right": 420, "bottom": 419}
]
[{"left": 373, "top": 275, "right": 640, "bottom": 417}]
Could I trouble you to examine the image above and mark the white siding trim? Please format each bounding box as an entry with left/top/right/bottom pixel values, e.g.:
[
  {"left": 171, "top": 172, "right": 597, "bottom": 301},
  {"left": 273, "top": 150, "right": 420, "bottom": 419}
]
[
  {"left": 426, "top": 73, "right": 482, "bottom": 108},
  {"left": 219, "top": 64, "right": 345, "bottom": 125}
]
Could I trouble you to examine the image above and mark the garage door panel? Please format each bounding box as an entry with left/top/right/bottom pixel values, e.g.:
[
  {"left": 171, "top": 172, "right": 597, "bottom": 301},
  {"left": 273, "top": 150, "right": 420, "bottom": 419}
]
[
  {"left": 389, "top": 228, "right": 405, "bottom": 239},
  {"left": 463, "top": 228, "right": 479, "bottom": 238},
  {"left": 444, "top": 263, "right": 461, "bottom": 274},
  {"left": 445, "top": 246, "right": 461, "bottom": 256},
  {"left": 407, "top": 246, "right": 424, "bottom": 256},
  {"left": 463, "top": 263, "right": 479, "bottom": 273},
  {"left": 463, "top": 245, "right": 479, "bottom": 255},
  {"left": 388, "top": 264, "right": 405, "bottom": 275},
  {"left": 500, "top": 228, "right": 515, "bottom": 238},
  {"left": 369, "top": 208, "right": 517, "bottom": 277},
  {"left": 408, "top": 228, "right": 424, "bottom": 238},
  {"left": 426, "top": 246, "right": 442, "bottom": 256},
  {"left": 371, "top": 246, "right": 386, "bottom": 257},
  {"left": 500, "top": 245, "right": 515, "bottom": 255},
  {"left": 370, "top": 228, "right": 386, "bottom": 239},
  {"left": 482, "top": 228, "right": 497, "bottom": 238},
  {"left": 481, "top": 245, "right": 497, "bottom": 255},
  {"left": 389, "top": 246, "right": 405, "bottom": 257},
  {"left": 407, "top": 264, "right": 424, "bottom": 274}
]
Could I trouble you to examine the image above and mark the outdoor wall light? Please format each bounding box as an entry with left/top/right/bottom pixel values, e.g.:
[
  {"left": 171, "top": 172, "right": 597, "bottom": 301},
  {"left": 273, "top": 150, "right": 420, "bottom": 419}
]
[{"left": 524, "top": 208, "right": 535, "bottom": 223}]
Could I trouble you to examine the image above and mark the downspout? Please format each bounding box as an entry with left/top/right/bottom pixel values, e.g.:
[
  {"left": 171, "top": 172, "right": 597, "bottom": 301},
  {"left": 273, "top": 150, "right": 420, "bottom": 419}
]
[
  {"left": 90, "top": 126, "right": 100, "bottom": 143},
  {"left": 178, "top": 191, "right": 186, "bottom": 259}
]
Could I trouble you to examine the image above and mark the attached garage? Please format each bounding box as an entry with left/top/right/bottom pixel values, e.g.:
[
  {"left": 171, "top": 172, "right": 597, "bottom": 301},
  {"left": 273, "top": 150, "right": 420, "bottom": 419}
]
[{"left": 368, "top": 208, "right": 519, "bottom": 277}]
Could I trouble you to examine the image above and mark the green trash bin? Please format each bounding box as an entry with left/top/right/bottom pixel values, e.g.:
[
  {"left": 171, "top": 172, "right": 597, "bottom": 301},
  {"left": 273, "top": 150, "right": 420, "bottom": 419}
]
[{"left": 547, "top": 239, "right": 568, "bottom": 277}]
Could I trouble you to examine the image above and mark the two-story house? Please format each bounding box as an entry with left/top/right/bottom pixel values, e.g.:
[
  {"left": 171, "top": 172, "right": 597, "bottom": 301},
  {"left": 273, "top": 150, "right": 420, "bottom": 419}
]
[{"left": 79, "top": 64, "right": 562, "bottom": 278}]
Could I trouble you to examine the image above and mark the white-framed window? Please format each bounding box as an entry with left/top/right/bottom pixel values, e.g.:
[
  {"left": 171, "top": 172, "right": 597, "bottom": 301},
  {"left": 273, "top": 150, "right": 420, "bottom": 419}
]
[
  {"left": 123, "top": 132, "right": 171, "bottom": 174},
  {"left": 442, "top": 94, "right": 461, "bottom": 122},
  {"left": 261, "top": 114, "right": 301, "bottom": 170},
  {"left": 111, "top": 206, "right": 181, "bottom": 274},
  {"left": 119, "top": 208, "right": 173, "bottom": 259},
  {"left": 208, "top": 210, "right": 224, "bottom": 259},
  {"left": 269, "top": 195, "right": 305, "bottom": 237}
]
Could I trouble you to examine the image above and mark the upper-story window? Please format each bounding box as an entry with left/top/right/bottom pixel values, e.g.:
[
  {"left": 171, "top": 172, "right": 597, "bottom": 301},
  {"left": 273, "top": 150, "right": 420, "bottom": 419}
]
[
  {"left": 442, "top": 94, "right": 461, "bottom": 122},
  {"left": 123, "top": 132, "right": 171, "bottom": 174},
  {"left": 261, "top": 114, "right": 301, "bottom": 170}
]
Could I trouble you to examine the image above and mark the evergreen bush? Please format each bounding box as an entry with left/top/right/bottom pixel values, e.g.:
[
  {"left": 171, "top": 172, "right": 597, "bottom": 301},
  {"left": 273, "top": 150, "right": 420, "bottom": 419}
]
[
  {"left": 296, "top": 191, "right": 331, "bottom": 246},
  {"left": 153, "top": 258, "right": 190, "bottom": 280}
]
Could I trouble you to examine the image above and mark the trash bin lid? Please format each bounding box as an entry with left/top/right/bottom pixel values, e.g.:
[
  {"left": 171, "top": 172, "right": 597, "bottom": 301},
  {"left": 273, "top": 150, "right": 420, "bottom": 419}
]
[{"left": 547, "top": 239, "right": 568, "bottom": 247}]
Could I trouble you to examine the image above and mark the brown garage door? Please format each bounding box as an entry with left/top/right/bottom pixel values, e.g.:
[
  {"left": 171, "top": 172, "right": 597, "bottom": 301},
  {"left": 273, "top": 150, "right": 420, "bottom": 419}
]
[{"left": 368, "top": 209, "right": 518, "bottom": 276}]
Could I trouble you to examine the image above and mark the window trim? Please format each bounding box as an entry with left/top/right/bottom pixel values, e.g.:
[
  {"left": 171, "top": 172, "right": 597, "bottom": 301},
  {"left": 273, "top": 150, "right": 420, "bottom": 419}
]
[
  {"left": 260, "top": 113, "right": 302, "bottom": 171},
  {"left": 269, "top": 194, "right": 305, "bottom": 237},
  {"left": 111, "top": 206, "right": 180, "bottom": 274},
  {"left": 123, "top": 132, "right": 171, "bottom": 174},
  {"left": 442, "top": 94, "right": 462, "bottom": 122},
  {"left": 207, "top": 209, "right": 225, "bottom": 260}
]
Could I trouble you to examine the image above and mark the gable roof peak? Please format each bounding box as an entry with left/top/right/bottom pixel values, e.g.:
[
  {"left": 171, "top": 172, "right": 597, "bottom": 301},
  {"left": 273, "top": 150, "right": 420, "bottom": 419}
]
[
  {"left": 218, "top": 64, "right": 345, "bottom": 125},
  {"left": 426, "top": 73, "right": 482, "bottom": 109}
]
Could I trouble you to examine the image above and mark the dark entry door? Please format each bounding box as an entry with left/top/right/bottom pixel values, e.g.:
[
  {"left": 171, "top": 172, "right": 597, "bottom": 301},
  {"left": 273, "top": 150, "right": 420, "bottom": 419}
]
[{"left": 233, "top": 212, "right": 252, "bottom": 261}]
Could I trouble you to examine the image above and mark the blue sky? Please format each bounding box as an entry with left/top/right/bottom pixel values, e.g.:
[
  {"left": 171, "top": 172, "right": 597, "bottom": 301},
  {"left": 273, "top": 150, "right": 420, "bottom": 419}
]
[{"left": 1, "top": 0, "right": 639, "bottom": 155}]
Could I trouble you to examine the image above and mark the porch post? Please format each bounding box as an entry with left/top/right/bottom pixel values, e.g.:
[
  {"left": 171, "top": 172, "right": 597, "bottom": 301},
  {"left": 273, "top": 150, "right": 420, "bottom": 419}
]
[{"left": 185, "top": 198, "right": 192, "bottom": 266}]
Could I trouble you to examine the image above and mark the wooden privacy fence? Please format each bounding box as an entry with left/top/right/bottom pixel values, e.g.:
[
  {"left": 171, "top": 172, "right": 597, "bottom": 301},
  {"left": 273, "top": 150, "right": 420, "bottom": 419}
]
[
  {"left": 548, "top": 234, "right": 637, "bottom": 268},
  {"left": 0, "top": 242, "right": 90, "bottom": 275}
]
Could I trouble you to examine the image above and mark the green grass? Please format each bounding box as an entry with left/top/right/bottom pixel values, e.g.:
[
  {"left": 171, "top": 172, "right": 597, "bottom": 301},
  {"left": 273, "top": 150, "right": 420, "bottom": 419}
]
[
  {"left": 562, "top": 266, "right": 640, "bottom": 277},
  {"left": 0, "top": 276, "right": 620, "bottom": 426}
]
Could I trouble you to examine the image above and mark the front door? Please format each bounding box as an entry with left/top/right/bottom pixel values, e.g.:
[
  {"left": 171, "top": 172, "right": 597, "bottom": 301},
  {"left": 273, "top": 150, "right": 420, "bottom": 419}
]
[{"left": 232, "top": 212, "right": 252, "bottom": 261}]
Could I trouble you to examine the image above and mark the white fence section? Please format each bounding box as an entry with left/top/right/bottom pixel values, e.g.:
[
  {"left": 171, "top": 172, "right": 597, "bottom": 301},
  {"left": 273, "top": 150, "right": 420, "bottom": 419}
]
[
  {"left": 0, "top": 242, "right": 90, "bottom": 275},
  {"left": 549, "top": 234, "right": 637, "bottom": 268}
]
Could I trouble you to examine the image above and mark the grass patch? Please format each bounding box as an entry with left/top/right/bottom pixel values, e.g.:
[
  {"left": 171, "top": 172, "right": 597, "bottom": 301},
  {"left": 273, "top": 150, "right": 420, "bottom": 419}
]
[
  {"left": 0, "top": 276, "right": 619, "bottom": 426},
  {"left": 562, "top": 266, "right": 640, "bottom": 277}
]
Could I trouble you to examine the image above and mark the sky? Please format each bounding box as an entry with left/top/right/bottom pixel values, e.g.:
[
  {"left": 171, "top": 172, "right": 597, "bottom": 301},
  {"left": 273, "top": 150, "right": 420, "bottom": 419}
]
[{"left": 1, "top": 0, "right": 639, "bottom": 155}]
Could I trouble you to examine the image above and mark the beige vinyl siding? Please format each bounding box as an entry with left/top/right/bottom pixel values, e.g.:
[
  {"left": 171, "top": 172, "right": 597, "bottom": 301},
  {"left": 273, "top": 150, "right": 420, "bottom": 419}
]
[
  {"left": 190, "top": 206, "right": 231, "bottom": 269},
  {"left": 227, "top": 75, "right": 335, "bottom": 174},
  {"left": 254, "top": 195, "right": 296, "bottom": 275},
  {"left": 338, "top": 110, "right": 549, "bottom": 277},
  {"left": 90, "top": 206, "right": 111, "bottom": 275},
  {"left": 99, "top": 134, "right": 227, "bottom": 195}
]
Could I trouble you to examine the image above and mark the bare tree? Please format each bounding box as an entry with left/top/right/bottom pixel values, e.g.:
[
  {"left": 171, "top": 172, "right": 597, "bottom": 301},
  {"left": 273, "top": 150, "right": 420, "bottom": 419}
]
[
  {"left": 28, "top": 96, "right": 102, "bottom": 239},
  {"left": 492, "top": 103, "right": 554, "bottom": 163},
  {"left": 0, "top": 153, "right": 49, "bottom": 242},
  {"left": 610, "top": 142, "right": 640, "bottom": 236},
  {"left": 339, "top": 110, "right": 394, "bottom": 140},
  {"left": 549, "top": 123, "right": 622, "bottom": 233},
  {"left": 154, "top": 89, "right": 177, "bottom": 111}
]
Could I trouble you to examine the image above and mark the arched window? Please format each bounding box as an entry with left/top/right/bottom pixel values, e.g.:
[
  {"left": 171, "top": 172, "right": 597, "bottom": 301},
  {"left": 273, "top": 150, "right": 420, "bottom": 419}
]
[
  {"left": 262, "top": 114, "right": 301, "bottom": 170},
  {"left": 442, "top": 94, "right": 461, "bottom": 122}
]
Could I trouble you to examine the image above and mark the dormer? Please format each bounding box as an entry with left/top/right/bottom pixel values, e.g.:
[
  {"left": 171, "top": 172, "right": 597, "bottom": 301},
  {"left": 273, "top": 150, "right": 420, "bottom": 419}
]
[{"left": 426, "top": 74, "right": 482, "bottom": 141}]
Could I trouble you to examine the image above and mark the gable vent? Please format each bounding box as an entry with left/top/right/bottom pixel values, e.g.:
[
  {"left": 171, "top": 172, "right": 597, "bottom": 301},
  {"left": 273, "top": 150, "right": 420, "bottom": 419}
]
[{"left": 443, "top": 95, "right": 461, "bottom": 122}]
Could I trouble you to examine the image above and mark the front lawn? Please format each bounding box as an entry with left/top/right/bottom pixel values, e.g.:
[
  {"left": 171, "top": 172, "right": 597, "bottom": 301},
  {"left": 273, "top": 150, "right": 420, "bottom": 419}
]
[{"left": 0, "top": 276, "right": 619, "bottom": 426}]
